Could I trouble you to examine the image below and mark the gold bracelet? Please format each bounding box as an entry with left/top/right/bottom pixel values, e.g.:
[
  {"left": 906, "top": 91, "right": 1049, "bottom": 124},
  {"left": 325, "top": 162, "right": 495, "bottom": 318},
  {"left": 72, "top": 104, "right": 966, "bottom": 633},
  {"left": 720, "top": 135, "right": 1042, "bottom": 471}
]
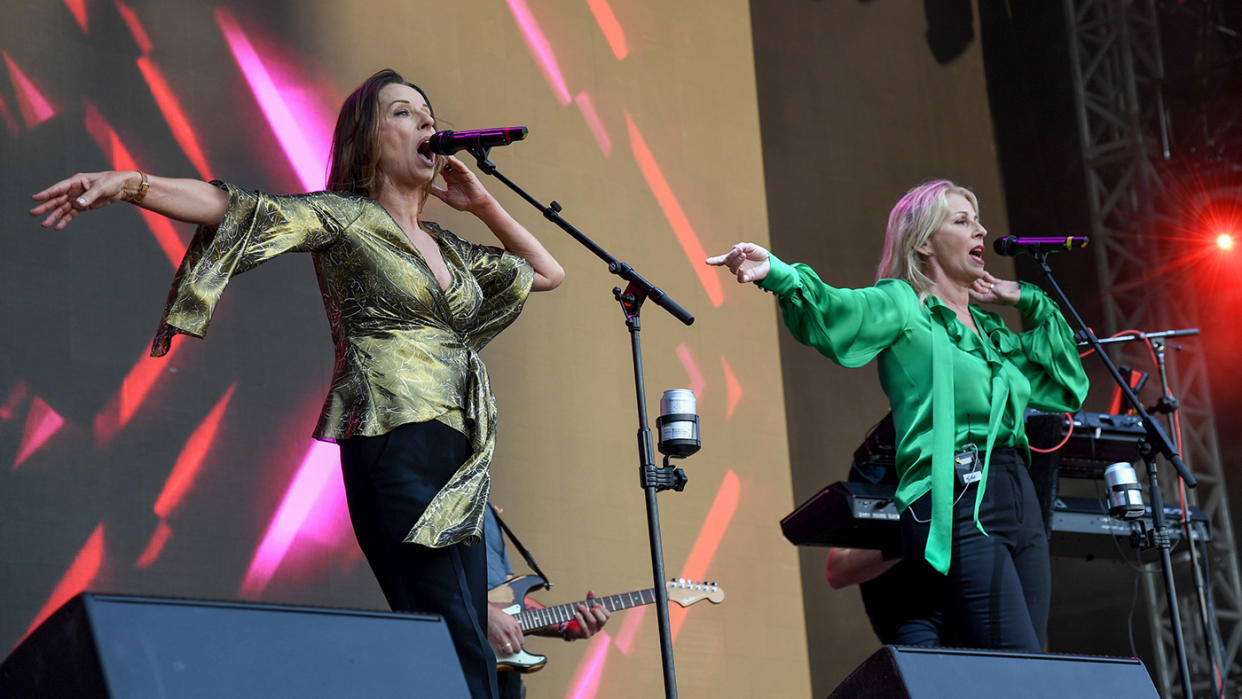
[{"left": 130, "top": 170, "right": 149, "bottom": 204}]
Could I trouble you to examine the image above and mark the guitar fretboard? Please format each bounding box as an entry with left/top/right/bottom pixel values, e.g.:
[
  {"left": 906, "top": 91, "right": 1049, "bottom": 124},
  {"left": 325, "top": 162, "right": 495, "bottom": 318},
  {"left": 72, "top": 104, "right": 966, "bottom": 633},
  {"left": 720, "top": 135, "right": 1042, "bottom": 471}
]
[{"left": 515, "top": 587, "right": 657, "bottom": 632}]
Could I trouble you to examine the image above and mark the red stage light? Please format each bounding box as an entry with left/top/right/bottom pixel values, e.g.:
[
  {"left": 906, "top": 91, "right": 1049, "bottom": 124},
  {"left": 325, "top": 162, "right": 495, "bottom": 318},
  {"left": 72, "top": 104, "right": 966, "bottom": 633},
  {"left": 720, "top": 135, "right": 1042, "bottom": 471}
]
[{"left": 1217, "top": 233, "right": 1234, "bottom": 250}]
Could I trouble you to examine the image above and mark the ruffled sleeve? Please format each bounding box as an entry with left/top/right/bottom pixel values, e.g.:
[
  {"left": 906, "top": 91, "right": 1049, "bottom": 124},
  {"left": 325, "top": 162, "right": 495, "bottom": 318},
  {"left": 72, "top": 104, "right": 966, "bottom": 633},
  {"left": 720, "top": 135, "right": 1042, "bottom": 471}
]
[
  {"left": 998, "top": 281, "right": 1089, "bottom": 412},
  {"left": 151, "top": 182, "right": 362, "bottom": 356},
  {"left": 759, "top": 254, "right": 916, "bottom": 367}
]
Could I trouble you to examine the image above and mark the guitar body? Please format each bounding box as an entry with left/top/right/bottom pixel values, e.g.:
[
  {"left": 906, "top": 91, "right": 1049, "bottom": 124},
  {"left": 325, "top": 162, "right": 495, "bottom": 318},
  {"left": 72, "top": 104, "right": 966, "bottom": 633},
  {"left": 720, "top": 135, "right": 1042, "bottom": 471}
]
[{"left": 489, "top": 575, "right": 550, "bottom": 674}]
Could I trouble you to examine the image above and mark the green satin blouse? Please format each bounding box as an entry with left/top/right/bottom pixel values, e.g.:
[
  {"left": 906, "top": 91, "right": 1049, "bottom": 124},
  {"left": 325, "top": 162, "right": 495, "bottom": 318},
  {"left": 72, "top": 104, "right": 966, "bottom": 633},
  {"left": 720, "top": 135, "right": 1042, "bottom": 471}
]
[{"left": 760, "top": 254, "right": 1088, "bottom": 573}]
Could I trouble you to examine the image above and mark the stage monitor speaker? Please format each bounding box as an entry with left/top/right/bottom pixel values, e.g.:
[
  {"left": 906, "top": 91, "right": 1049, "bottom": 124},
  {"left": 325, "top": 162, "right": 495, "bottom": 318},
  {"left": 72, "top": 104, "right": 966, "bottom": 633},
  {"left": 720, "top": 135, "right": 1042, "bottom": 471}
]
[
  {"left": 0, "top": 592, "right": 470, "bottom": 698},
  {"left": 828, "top": 645, "right": 1158, "bottom": 698}
]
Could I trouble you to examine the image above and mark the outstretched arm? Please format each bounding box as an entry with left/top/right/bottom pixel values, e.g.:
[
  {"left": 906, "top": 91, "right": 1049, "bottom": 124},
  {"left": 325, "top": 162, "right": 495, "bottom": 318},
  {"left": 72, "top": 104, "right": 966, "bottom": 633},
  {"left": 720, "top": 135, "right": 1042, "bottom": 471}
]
[
  {"left": 31, "top": 170, "right": 229, "bottom": 231},
  {"left": 429, "top": 155, "right": 564, "bottom": 292}
]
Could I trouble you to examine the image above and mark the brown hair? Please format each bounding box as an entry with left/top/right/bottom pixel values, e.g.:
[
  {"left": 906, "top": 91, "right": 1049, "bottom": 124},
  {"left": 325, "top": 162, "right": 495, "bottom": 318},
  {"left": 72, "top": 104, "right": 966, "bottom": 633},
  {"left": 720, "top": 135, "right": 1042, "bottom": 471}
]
[{"left": 326, "top": 68, "right": 438, "bottom": 198}]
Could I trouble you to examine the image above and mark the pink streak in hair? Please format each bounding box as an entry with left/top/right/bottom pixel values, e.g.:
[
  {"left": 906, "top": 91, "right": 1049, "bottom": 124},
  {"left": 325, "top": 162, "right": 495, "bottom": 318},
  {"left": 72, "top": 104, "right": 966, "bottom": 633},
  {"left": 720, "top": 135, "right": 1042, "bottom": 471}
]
[
  {"left": 564, "top": 631, "right": 612, "bottom": 699},
  {"left": 62, "top": 0, "right": 88, "bottom": 32},
  {"left": 240, "top": 441, "right": 343, "bottom": 597},
  {"left": 94, "top": 341, "right": 182, "bottom": 445},
  {"left": 625, "top": 112, "right": 723, "bottom": 306},
  {"left": 675, "top": 343, "right": 705, "bottom": 401},
  {"left": 2, "top": 52, "right": 55, "bottom": 128},
  {"left": 13, "top": 396, "right": 65, "bottom": 469},
  {"left": 504, "top": 0, "right": 572, "bottom": 105},
  {"left": 669, "top": 470, "right": 738, "bottom": 639},
  {"left": 113, "top": 1, "right": 152, "bottom": 55},
  {"left": 574, "top": 92, "right": 611, "bottom": 157},
  {"left": 585, "top": 0, "right": 628, "bottom": 60},
  {"left": 215, "top": 8, "right": 326, "bottom": 191},
  {"left": 21, "top": 524, "right": 104, "bottom": 643},
  {"left": 82, "top": 100, "right": 187, "bottom": 266},
  {"left": 721, "top": 355, "right": 742, "bottom": 421}
]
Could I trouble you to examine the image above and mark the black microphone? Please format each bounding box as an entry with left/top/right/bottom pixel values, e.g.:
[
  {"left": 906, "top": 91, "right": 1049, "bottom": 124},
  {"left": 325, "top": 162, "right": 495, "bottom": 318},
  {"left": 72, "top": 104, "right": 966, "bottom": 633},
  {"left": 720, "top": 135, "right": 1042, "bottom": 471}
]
[
  {"left": 993, "top": 235, "right": 1090, "bottom": 256},
  {"left": 426, "top": 127, "right": 528, "bottom": 155}
]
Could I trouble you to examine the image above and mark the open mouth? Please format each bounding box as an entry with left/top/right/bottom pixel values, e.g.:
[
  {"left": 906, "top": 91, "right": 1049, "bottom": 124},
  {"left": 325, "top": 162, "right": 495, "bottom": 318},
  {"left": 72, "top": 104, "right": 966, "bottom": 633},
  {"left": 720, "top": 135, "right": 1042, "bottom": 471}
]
[
  {"left": 417, "top": 138, "right": 435, "bottom": 167},
  {"left": 969, "top": 245, "right": 985, "bottom": 264}
]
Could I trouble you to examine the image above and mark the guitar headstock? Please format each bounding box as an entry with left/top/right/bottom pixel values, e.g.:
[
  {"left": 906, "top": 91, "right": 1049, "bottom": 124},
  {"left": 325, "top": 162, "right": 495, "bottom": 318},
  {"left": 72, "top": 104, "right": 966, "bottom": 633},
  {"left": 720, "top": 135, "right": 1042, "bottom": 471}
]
[{"left": 665, "top": 578, "right": 725, "bottom": 606}]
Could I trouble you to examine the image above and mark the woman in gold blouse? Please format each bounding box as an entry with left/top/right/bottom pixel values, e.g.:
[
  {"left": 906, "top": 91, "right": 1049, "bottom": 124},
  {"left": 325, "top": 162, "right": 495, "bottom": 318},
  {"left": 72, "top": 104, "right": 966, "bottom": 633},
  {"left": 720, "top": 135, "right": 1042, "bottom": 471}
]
[{"left": 30, "top": 69, "right": 563, "bottom": 699}]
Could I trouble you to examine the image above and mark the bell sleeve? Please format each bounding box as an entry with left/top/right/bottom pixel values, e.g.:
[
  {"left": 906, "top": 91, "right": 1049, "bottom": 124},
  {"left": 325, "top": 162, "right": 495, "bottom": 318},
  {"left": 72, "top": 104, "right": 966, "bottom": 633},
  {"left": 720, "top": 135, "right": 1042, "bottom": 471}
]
[
  {"left": 1005, "top": 281, "right": 1089, "bottom": 412},
  {"left": 758, "top": 254, "right": 915, "bottom": 367},
  {"left": 150, "top": 182, "right": 361, "bottom": 356}
]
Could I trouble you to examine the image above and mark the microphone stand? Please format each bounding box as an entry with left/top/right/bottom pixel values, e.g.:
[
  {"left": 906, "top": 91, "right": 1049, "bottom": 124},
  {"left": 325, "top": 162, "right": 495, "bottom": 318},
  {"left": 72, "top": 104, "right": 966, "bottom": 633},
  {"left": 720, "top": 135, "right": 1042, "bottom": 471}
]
[
  {"left": 1087, "top": 329, "right": 1225, "bottom": 698},
  {"left": 464, "top": 145, "right": 693, "bottom": 699},
  {"left": 1032, "top": 252, "right": 1197, "bottom": 698}
]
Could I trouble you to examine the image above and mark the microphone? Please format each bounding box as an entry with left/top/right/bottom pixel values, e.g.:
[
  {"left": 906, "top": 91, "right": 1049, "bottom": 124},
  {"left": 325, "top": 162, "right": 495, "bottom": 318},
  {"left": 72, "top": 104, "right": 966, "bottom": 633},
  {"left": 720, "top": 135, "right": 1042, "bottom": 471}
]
[
  {"left": 993, "top": 235, "right": 1089, "bottom": 256},
  {"left": 427, "top": 127, "right": 528, "bottom": 155}
]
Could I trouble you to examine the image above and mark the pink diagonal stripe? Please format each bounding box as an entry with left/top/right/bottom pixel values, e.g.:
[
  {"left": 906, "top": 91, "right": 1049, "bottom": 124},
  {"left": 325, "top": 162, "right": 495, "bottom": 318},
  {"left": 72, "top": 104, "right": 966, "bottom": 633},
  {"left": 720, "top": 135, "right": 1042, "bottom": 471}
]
[
  {"left": 216, "top": 8, "right": 325, "bottom": 191},
  {"left": 626, "top": 112, "right": 723, "bottom": 306},
  {"left": 82, "top": 100, "right": 186, "bottom": 266},
  {"left": 585, "top": 0, "right": 628, "bottom": 60},
  {"left": 574, "top": 91, "right": 611, "bottom": 157},
  {"left": 22, "top": 525, "right": 104, "bottom": 643},
  {"left": 13, "top": 396, "right": 64, "bottom": 469},
  {"left": 564, "top": 631, "right": 612, "bottom": 699},
  {"left": 721, "top": 355, "right": 742, "bottom": 421},
  {"left": 670, "top": 470, "right": 738, "bottom": 639},
  {"left": 675, "top": 343, "right": 705, "bottom": 400},
  {"left": 62, "top": 0, "right": 87, "bottom": 32},
  {"left": 240, "top": 441, "right": 340, "bottom": 597},
  {"left": 114, "top": 1, "right": 152, "bottom": 55},
  {"left": 505, "top": 0, "right": 572, "bottom": 105},
  {"left": 3, "top": 52, "right": 55, "bottom": 127}
]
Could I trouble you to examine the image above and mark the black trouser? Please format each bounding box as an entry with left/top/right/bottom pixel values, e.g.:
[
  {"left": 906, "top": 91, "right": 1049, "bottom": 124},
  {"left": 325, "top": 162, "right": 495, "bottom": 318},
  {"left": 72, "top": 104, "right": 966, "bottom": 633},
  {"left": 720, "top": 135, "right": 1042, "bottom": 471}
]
[
  {"left": 896, "top": 448, "right": 1050, "bottom": 651},
  {"left": 339, "top": 420, "right": 498, "bottom": 699}
]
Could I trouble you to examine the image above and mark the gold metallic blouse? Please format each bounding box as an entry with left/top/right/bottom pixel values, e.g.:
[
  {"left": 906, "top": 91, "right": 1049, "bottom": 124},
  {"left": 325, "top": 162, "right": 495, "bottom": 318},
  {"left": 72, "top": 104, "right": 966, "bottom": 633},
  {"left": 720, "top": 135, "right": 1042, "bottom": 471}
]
[{"left": 151, "top": 182, "right": 534, "bottom": 548}]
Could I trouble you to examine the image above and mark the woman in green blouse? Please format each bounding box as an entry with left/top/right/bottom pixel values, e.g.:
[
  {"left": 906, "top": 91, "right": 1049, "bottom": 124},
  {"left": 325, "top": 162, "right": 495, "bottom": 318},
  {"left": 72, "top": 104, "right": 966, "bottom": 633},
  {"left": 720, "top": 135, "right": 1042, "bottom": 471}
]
[
  {"left": 31, "top": 69, "right": 563, "bottom": 699},
  {"left": 708, "top": 180, "right": 1088, "bottom": 651}
]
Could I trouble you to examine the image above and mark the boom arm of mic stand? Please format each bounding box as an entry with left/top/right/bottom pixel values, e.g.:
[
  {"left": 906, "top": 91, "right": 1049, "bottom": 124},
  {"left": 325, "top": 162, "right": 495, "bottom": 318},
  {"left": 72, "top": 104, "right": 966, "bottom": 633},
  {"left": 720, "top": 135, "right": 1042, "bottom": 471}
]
[
  {"left": 1032, "top": 253, "right": 1196, "bottom": 487},
  {"left": 464, "top": 146, "right": 694, "bottom": 325},
  {"left": 1078, "top": 327, "right": 1199, "bottom": 347}
]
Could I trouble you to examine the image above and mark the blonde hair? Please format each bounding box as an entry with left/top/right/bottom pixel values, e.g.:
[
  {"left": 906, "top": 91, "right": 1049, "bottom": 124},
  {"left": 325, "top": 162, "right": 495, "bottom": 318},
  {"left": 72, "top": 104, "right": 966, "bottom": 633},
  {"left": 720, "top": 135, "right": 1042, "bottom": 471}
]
[{"left": 875, "top": 179, "right": 979, "bottom": 301}]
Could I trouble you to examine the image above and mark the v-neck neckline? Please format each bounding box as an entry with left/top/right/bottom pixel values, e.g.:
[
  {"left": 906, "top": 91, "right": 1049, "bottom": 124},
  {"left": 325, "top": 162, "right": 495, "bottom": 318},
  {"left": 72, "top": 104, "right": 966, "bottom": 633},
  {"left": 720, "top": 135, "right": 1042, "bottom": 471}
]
[{"left": 376, "top": 205, "right": 455, "bottom": 294}]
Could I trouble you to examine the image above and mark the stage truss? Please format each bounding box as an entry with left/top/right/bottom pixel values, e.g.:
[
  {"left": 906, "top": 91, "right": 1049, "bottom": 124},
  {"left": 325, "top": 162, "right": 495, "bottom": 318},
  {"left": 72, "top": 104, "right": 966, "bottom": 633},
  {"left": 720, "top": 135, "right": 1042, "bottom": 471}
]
[{"left": 1064, "top": 0, "right": 1242, "bottom": 695}]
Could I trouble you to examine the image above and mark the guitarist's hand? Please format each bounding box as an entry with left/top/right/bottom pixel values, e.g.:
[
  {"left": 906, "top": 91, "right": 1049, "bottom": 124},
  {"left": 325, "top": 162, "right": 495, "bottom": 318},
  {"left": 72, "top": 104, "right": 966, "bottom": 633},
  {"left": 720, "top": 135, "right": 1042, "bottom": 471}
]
[
  {"left": 487, "top": 604, "right": 524, "bottom": 656},
  {"left": 564, "top": 590, "right": 611, "bottom": 640}
]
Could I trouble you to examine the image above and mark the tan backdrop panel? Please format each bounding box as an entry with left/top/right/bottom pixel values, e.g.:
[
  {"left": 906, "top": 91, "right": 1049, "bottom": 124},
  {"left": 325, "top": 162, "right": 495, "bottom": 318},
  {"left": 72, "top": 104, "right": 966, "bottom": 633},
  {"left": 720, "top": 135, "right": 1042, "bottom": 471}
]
[{"left": 750, "top": 1, "right": 1019, "bottom": 695}]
